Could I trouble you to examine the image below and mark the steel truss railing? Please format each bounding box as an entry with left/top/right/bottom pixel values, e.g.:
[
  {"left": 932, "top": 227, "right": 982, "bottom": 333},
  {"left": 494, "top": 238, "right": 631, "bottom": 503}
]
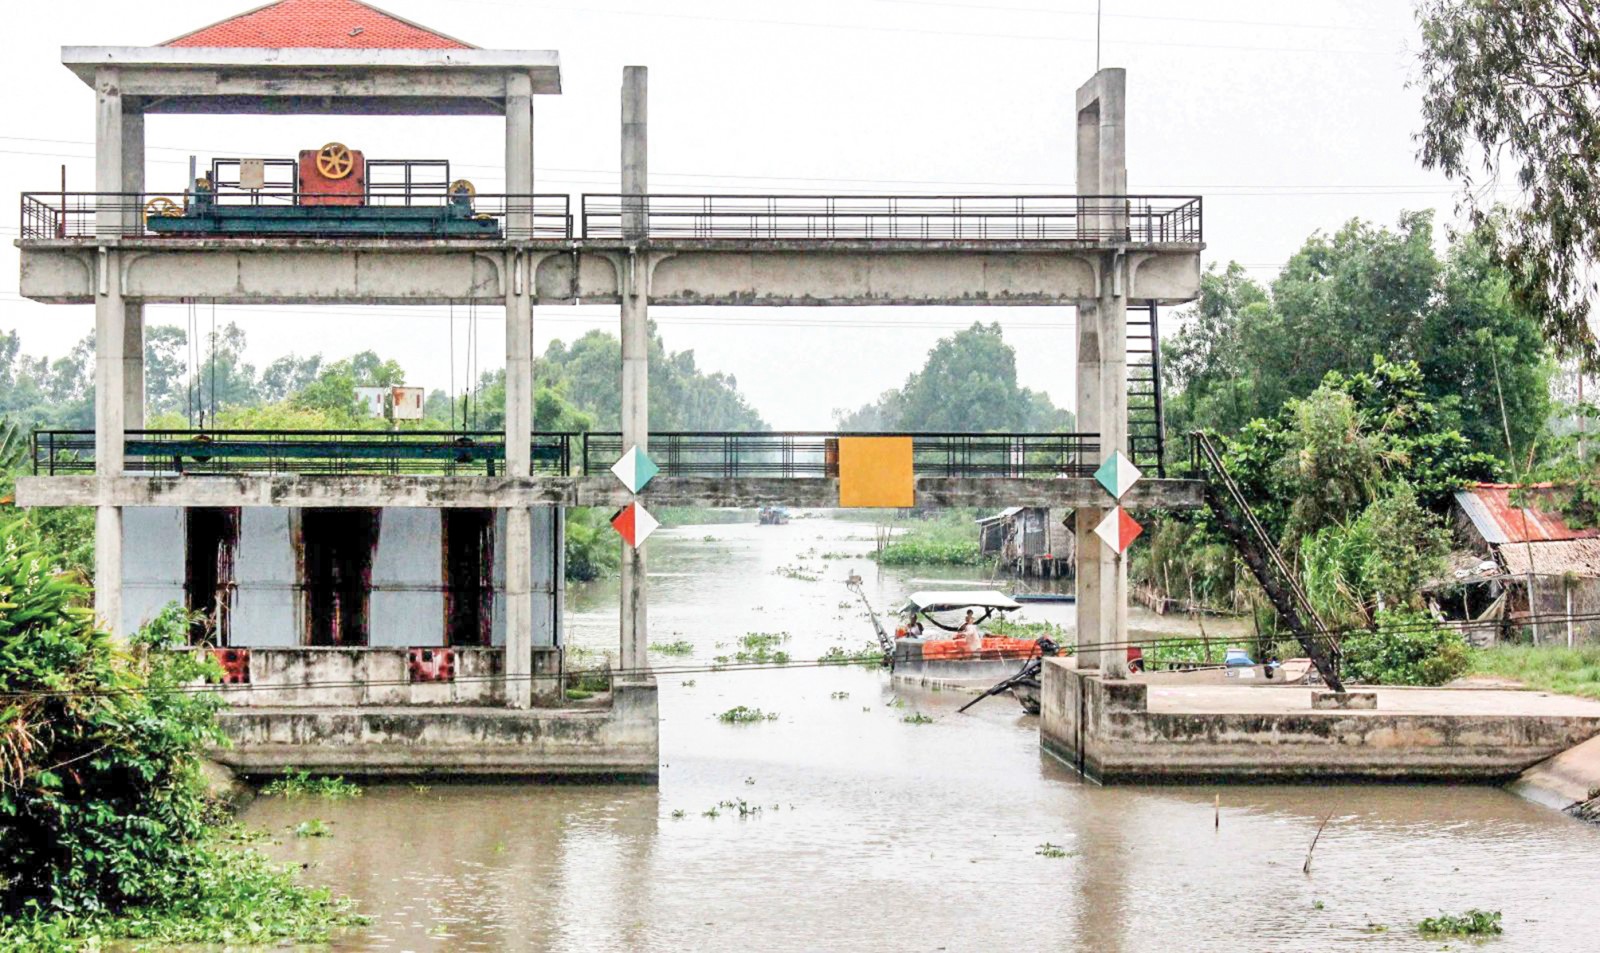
[{"left": 580, "top": 194, "right": 1202, "bottom": 242}]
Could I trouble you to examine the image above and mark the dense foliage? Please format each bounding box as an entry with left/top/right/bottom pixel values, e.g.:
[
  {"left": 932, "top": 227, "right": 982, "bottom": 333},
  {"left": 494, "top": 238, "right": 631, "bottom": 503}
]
[
  {"left": 1166, "top": 216, "right": 1553, "bottom": 460},
  {"left": 837, "top": 322, "right": 1071, "bottom": 432},
  {"left": 1415, "top": 0, "right": 1600, "bottom": 369},
  {"left": 1340, "top": 609, "right": 1472, "bottom": 686},
  {"left": 0, "top": 521, "right": 361, "bottom": 947}
]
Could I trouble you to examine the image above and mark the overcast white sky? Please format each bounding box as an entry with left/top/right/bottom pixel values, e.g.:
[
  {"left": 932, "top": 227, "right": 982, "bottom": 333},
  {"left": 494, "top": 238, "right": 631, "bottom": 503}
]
[{"left": 0, "top": 0, "right": 1494, "bottom": 428}]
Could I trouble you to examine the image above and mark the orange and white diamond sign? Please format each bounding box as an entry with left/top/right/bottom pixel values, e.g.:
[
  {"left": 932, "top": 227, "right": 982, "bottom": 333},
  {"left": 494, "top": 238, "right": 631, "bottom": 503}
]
[
  {"left": 1093, "top": 506, "right": 1143, "bottom": 555},
  {"left": 610, "top": 501, "right": 659, "bottom": 549}
]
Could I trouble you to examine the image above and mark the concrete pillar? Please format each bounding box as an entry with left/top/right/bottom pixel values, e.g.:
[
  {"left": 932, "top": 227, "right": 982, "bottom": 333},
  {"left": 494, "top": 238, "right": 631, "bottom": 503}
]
[
  {"left": 1098, "top": 254, "right": 1130, "bottom": 679},
  {"left": 94, "top": 249, "right": 125, "bottom": 636},
  {"left": 95, "top": 69, "right": 123, "bottom": 237},
  {"left": 1074, "top": 300, "right": 1103, "bottom": 671},
  {"left": 619, "top": 66, "right": 651, "bottom": 675},
  {"left": 505, "top": 507, "right": 534, "bottom": 707},
  {"left": 121, "top": 103, "right": 144, "bottom": 429},
  {"left": 621, "top": 66, "right": 648, "bottom": 240},
  {"left": 504, "top": 73, "right": 534, "bottom": 238},
  {"left": 123, "top": 306, "right": 144, "bottom": 431},
  {"left": 503, "top": 251, "right": 535, "bottom": 708},
  {"left": 1072, "top": 68, "right": 1130, "bottom": 675},
  {"left": 501, "top": 76, "right": 538, "bottom": 706},
  {"left": 94, "top": 71, "right": 128, "bottom": 636}
]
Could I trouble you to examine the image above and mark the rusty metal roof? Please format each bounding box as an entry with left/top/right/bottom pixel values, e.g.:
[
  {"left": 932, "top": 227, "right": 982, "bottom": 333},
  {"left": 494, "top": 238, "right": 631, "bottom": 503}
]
[
  {"left": 1453, "top": 483, "right": 1600, "bottom": 545},
  {"left": 163, "top": 0, "right": 475, "bottom": 50},
  {"left": 1498, "top": 538, "right": 1600, "bottom": 578}
]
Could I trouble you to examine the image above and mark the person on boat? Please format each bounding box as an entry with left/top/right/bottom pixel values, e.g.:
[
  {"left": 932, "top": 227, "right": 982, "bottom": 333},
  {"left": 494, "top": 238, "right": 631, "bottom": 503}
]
[
  {"left": 958, "top": 609, "right": 982, "bottom": 652},
  {"left": 906, "top": 616, "right": 924, "bottom": 639}
]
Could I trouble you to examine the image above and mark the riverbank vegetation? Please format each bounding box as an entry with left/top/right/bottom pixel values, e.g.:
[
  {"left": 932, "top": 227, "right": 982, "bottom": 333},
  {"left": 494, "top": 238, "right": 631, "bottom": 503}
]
[
  {"left": 0, "top": 521, "right": 363, "bottom": 951},
  {"left": 872, "top": 512, "right": 983, "bottom": 566},
  {"left": 1137, "top": 205, "right": 1597, "bottom": 678},
  {"left": 1467, "top": 646, "right": 1600, "bottom": 699}
]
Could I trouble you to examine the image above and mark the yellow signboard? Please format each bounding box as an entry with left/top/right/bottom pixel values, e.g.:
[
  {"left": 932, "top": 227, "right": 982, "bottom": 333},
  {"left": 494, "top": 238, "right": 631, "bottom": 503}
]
[{"left": 837, "top": 436, "right": 915, "bottom": 508}]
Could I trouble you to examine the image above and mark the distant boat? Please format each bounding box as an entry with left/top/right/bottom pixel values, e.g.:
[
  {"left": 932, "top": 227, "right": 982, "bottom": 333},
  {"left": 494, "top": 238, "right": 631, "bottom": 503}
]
[
  {"left": 1013, "top": 593, "right": 1075, "bottom": 604},
  {"left": 757, "top": 506, "right": 790, "bottom": 525}
]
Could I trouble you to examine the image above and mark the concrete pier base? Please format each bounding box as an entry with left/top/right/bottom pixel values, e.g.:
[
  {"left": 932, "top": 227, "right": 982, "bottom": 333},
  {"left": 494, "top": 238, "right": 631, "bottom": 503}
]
[
  {"left": 212, "top": 680, "right": 659, "bottom": 779},
  {"left": 1040, "top": 658, "right": 1600, "bottom": 783},
  {"left": 1313, "top": 690, "right": 1377, "bottom": 710}
]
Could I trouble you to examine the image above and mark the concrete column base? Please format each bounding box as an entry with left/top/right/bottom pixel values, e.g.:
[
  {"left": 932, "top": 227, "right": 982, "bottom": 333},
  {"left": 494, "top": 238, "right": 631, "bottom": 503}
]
[{"left": 1312, "top": 690, "right": 1377, "bottom": 710}]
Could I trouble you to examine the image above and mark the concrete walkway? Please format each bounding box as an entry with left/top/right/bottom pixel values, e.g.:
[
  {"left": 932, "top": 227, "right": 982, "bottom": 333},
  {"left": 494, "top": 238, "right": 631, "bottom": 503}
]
[{"left": 1145, "top": 683, "right": 1600, "bottom": 717}]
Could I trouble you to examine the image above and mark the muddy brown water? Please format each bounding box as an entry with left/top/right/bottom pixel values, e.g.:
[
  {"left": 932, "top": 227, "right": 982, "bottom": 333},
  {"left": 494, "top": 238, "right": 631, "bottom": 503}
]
[{"left": 242, "top": 516, "right": 1600, "bottom": 952}]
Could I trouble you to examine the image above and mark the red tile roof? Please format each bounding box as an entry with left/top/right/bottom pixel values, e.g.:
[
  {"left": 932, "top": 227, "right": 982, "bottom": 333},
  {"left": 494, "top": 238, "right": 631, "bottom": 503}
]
[
  {"left": 1454, "top": 483, "right": 1600, "bottom": 545},
  {"left": 163, "top": 0, "right": 474, "bottom": 50}
]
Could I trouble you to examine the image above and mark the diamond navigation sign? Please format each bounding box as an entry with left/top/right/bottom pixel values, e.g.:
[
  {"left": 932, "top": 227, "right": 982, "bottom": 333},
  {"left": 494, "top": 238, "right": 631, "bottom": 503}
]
[
  {"left": 611, "top": 501, "right": 659, "bottom": 549},
  {"left": 1094, "top": 506, "right": 1144, "bottom": 555},
  {"left": 1094, "top": 450, "right": 1142, "bottom": 501},
  {"left": 609, "top": 445, "right": 660, "bottom": 494}
]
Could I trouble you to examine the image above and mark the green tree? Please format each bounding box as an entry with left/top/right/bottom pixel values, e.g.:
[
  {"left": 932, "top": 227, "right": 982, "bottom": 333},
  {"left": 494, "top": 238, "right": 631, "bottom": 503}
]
[
  {"left": 1169, "top": 214, "right": 1552, "bottom": 462},
  {"left": 1414, "top": 0, "right": 1600, "bottom": 368},
  {"left": 836, "top": 322, "right": 1072, "bottom": 431},
  {"left": 533, "top": 325, "right": 767, "bottom": 431}
]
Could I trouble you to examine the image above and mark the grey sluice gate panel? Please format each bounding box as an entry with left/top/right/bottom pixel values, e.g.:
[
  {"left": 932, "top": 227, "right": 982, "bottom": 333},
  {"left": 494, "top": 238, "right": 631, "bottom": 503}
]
[
  {"left": 370, "top": 508, "right": 444, "bottom": 647},
  {"left": 490, "top": 507, "right": 562, "bottom": 648},
  {"left": 122, "top": 507, "right": 185, "bottom": 635},
  {"left": 235, "top": 508, "right": 298, "bottom": 647},
  {"left": 119, "top": 504, "right": 564, "bottom": 649}
]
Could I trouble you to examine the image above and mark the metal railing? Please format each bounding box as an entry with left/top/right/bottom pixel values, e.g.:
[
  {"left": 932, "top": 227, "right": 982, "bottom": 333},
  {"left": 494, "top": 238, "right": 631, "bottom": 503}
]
[
  {"left": 579, "top": 432, "right": 1099, "bottom": 479},
  {"left": 20, "top": 192, "right": 573, "bottom": 240},
  {"left": 580, "top": 194, "right": 1203, "bottom": 243},
  {"left": 21, "top": 192, "right": 1201, "bottom": 245},
  {"left": 33, "top": 430, "right": 573, "bottom": 477},
  {"left": 34, "top": 429, "right": 1098, "bottom": 480}
]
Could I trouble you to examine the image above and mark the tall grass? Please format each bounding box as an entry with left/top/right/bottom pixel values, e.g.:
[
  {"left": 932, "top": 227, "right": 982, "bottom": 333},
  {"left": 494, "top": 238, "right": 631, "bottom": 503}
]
[{"left": 1469, "top": 645, "right": 1600, "bottom": 699}]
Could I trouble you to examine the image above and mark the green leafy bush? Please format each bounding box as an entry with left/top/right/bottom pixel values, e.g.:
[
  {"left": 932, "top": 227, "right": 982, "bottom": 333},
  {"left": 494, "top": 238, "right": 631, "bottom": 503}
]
[
  {"left": 0, "top": 519, "right": 363, "bottom": 946},
  {"left": 1340, "top": 609, "right": 1470, "bottom": 686}
]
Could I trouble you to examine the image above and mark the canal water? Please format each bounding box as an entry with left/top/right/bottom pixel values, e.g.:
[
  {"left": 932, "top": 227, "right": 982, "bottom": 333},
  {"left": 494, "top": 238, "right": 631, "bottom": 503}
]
[{"left": 242, "top": 516, "right": 1600, "bottom": 952}]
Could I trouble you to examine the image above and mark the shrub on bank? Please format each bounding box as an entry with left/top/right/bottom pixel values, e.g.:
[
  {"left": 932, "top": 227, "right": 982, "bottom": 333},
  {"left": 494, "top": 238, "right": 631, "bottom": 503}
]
[
  {"left": 1340, "top": 608, "right": 1470, "bottom": 686},
  {"left": 0, "top": 520, "right": 363, "bottom": 949}
]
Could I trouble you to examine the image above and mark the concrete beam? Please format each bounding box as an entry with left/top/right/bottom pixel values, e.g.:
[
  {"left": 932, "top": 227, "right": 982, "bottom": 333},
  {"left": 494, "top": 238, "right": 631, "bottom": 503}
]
[
  {"left": 64, "top": 46, "right": 563, "bottom": 98},
  {"left": 17, "top": 475, "right": 1206, "bottom": 511},
  {"left": 21, "top": 243, "right": 1200, "bottom": 307}
]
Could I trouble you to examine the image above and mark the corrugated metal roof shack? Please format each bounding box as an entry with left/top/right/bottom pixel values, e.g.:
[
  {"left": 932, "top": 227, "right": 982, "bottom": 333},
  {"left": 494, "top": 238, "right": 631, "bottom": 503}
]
[
  {"left": 1451, "top": 484, "right": 1600, "bottom": 647},
  {"left": 976, "top": 507, "right": 1073, "bottom": 578}
]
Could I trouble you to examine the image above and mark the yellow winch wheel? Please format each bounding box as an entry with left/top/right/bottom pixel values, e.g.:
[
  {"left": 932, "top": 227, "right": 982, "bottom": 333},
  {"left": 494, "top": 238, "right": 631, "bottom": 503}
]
[
  {"left": 143, "top": 196, "right": 181, "bottom": 222},
  {"left": 316, "top": 142, "right": 356, "bottom": 180},
  {"left": 450, "top": 179, "right": 477, "bottom": 197}
]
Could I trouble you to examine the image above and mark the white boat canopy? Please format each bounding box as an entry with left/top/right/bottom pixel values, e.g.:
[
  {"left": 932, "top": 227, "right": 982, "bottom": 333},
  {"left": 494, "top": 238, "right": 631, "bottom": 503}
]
[{"left": 899, "top": 590, "right": 1022, "bottom": 614}]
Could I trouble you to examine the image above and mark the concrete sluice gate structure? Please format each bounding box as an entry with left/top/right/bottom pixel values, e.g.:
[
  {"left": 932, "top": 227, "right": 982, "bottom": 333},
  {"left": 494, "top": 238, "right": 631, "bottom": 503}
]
[
  {"left": 14, "top": 0, "right": 1207, "bottom": 778},
  {"left": 1040, "top": 659, "right": 1600, "bottom": 783}
]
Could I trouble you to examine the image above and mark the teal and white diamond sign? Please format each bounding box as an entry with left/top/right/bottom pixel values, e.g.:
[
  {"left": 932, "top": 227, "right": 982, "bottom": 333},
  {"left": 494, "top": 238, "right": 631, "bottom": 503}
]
[
  {"left": 609, "top": 445, "right": 660, "bottom": 494},
  {"left": 1094, "top": 451, "right": 1142, "bottom": 501}
]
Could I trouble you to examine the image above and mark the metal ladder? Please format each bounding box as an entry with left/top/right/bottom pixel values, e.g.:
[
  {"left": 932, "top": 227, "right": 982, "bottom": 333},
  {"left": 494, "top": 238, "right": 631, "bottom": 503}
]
[
  {"left": 1127, "top": 302, "right": 1165, "bottom": 476},
  {"left": 1189, "top": 432, "right": 1346, "bottom": 692}
]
